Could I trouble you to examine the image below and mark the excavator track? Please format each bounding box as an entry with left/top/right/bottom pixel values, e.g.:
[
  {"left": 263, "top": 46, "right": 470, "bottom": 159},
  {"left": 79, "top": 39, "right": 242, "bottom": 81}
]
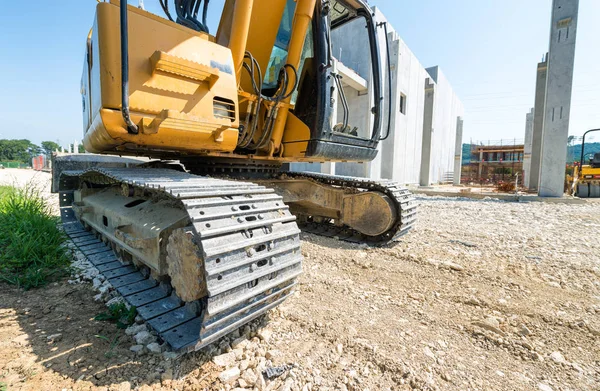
[
  {"left": 58, "top": 167, "right": 302, "bottom": 353},
  {"left": 183, "top": 160, "right": 418, "bottom": 244},
  {"left": 283, "top": 171, "right": 418, "bottom": 244}
]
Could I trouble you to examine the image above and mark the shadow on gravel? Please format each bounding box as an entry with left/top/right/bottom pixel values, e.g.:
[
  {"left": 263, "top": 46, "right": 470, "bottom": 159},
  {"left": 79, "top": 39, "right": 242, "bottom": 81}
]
[
  {"left": 0, "top": 281, "right": 228, "bottom": 389},
  {"left": 300, "top": 230, "right": 413, "bottom": 251}
]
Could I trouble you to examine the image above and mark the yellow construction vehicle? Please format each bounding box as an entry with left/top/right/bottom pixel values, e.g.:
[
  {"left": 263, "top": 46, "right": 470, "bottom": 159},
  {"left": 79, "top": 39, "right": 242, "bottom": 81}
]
[
  {"left": 53, "top": 0, "right": 416, "bottom": 352},
  {"left": 573, "top": 128, "right": 600, "bottom": 197}
]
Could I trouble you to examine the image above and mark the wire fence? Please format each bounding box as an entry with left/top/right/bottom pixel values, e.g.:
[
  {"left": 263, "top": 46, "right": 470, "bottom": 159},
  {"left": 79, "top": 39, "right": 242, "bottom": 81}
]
[
  {"left": 0, "top": 161, "right": 29, "bottom": 169},
  {"left": 470, "top": 138, "right": 525, "bottom": 147}
]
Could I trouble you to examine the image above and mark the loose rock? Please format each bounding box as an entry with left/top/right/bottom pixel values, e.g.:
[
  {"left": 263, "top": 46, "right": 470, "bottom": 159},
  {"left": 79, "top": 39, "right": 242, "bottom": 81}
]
[
  {"left": 257, "top": 329, "right": 273, "bottom": 343},
  {"left": 147, "top": 342, "right": 164, "bottom": 354},
  {"left": 518, "top": 324, "right": 531, "bottom": 336},
  {"left": 125, "top": 324, "right": 147, "bottom": 336},
  {"left": 117, "top": 381, "right": 131, "bottom": 391},
  {"left": 46, "top": 333, "right": 62, "bottom": 343},
  {"left": 134, "top": 330, "right": 155, "bottom": 345},
  {"left": 213, "top": 352, "right": 237, "bottom": 368},
  {"left": 550, "top": 351, "right": 565, "bottom": 364},
  {"left": 130, "top": 345, "right": 145, "bottom": 354},
  {"left": 442, "top": 261, "right": 464, "bottom": 271},
  {"left": 241, "top": 369, "right": 258, "bottom": 385},
  {"left": 219, "top": 367, "right": 241, "bottom": 384}
]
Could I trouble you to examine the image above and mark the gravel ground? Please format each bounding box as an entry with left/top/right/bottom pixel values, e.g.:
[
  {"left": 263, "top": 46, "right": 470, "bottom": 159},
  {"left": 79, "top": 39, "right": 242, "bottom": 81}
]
[
  {"left": 0, "top": 168, "right": 52, "bottom": 188},
  {"left": 0, "top": 168, "right": 58, "bottom": 213},
  {"left": 0, "top": 169, "right": 599, "bottom": 391}
]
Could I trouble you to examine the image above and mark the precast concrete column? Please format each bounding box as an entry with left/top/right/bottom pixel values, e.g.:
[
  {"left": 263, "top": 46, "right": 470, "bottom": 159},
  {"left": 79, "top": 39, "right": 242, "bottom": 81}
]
[
  {"left": 380, "top": 33, "right": 400, "bottom": 181},
  {"left": 529, "top": 58, "right": 548, "bottom": 191},
  {"left": 453, "top": 117, "right": 463, "bottom": 185},
  {"left": 538, "top": 0, "right": 579, "bottom": 197},
  {"left": 419, "top": 78, "right": 435, "bottom": 186},
  {"left": 523, "top": 108, "right": 534, "bottom": 187}
]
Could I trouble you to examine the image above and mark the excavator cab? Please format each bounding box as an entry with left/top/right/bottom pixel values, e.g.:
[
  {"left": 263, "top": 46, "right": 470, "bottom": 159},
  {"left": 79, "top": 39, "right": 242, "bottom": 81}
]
[
  {"left": 590, "top": 153, "right": 600, "bottom": 168},
  {"left": 272, "top": 0, "right": 384, "bottom": 161}
]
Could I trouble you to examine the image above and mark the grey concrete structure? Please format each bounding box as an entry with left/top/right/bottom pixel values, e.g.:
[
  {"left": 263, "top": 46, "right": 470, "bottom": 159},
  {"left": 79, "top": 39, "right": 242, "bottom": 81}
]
[
  {"left": 376, "top": 20, "right": 433, "bottom": 184},
  {"left": 529, "top": 56, "right": 548, "bottom": 191},
  {"left": 538, "top": 0, "right": 579, "bottom": 197},
  {"left": 291, "top": 8, "right": 464, "bottom": 185},
  {"left": 425, "top": 66, "right": 464, "bottom": 185},
  {"left": 523, "top": 108, "right": 534, "bottom": 188},
  {"left": 453, "top": 117, "right": 464, "bottom": 185},
  {"left": 419, "top": 79, "right": 435, "bottom": 186}
]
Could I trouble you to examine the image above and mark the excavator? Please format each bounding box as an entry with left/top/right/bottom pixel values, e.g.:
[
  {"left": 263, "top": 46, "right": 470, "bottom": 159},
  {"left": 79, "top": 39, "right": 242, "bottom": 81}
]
[{"left": 53, "top": 0, "right": 417, "bottom": 353}]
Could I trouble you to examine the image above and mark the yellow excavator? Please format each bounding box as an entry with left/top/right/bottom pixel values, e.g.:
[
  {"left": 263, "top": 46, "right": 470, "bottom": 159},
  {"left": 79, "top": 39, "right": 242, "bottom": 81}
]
[{"left": 53, "top": 0, "right": 416, "bottom": 352}]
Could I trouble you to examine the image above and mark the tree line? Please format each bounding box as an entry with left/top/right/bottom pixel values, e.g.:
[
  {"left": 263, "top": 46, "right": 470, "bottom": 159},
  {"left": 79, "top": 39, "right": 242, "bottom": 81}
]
[{"left": 0, "top": 139, "right": 83, "bottom": 164}]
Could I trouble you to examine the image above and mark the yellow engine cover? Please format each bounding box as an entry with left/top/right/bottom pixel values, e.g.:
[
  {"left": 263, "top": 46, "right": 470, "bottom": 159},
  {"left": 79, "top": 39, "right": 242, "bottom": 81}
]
[
  {"left": 82, "top": 1, "right": 239, "bottom": 155},
  {"left": 580, "top": 166, "right": 600, "bottom": 180}
]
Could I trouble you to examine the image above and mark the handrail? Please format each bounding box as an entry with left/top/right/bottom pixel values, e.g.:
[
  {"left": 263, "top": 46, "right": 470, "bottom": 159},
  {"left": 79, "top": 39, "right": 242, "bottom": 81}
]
[{"left": 579, "top": 128, "right": 600, "bottom": 167}]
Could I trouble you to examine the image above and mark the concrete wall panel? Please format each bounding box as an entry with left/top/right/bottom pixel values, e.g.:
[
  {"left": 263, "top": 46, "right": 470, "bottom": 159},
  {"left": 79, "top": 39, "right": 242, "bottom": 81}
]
[{"left": 291, "top": 7, "right": 464, "bottom": 186}]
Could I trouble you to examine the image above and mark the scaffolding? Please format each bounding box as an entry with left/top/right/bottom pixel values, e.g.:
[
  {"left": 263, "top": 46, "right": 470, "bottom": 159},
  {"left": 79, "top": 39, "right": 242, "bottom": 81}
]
[{"left": 461, "top": 139, "right": 525, "bottom": 186}]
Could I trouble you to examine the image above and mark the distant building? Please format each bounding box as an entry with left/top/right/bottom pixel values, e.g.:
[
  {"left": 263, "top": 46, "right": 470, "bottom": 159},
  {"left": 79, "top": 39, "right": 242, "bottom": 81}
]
[
  {"left": 290, "top": 7, "right": 464, "bottom": 185},
  {"left": 461, "top": 140, "right": 525, "bottom": 184}
]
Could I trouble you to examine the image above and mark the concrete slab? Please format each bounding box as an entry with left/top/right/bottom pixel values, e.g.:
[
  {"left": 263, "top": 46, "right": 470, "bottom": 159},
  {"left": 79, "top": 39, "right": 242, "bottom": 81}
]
[{"left": 411, "top": 187, "right": 587, "bottom": 204}]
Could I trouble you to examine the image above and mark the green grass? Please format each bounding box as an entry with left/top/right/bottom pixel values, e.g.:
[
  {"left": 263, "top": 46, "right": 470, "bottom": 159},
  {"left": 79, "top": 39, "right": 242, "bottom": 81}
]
[
  {"left": 0, "top": 184, "right": 71, "bottom": 289},
  {"left": 94, "top": 302, "right": 137, "bottom": 329}
]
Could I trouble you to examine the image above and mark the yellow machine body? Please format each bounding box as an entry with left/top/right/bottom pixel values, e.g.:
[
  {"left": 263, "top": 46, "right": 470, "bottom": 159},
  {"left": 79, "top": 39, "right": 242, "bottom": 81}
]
[
  {"left": 82, "top": 2, "right": 240, "bottom": 155},
  {"left": 573, "top": 164, "right": 600, "bottom": 197},
  {"left": 82, "top": 0, "right": 319, "bottom": 161},
  {"left": 578, "top": 165, "right": 600, "bottom": 179}
]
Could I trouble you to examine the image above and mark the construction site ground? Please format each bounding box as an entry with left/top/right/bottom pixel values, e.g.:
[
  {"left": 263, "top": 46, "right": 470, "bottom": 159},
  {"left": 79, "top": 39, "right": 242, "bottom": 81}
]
[
  {"left": 1, "top": 169, "right": 599, "bottom": 391},
  {"left": 410, "top": 185, "right": 589, "bottom": 205}
]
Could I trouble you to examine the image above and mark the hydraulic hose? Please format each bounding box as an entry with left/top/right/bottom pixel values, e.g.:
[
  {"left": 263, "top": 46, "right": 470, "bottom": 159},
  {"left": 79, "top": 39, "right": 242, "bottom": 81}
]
[
  {"left": 379, "top": 21, "right": 392, "bottom": 141},
  {"left": 120, "top": 1, "right": 138, "bottom": 134}
]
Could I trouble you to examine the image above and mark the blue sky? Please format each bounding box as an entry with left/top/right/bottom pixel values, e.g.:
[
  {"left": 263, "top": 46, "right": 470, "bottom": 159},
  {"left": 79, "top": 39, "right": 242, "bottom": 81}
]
[{"left": 0, "top": 0, "right": 598, "bottom": 148}]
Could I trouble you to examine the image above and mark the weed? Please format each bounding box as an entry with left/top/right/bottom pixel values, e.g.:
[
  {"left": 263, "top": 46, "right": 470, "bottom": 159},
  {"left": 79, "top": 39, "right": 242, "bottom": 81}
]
[
  {"left": 0, "top": 382, "right": 6, "bottom": 391},
  {"left": 94, "top": 302, "right": 137, "bottom": 329},
  {"left": 105, "top": 335, "right": 121, "bottom": 358},
  {"left": 0, "top": 184, "right": 71, "bottom": 289},
  {"left": 94, "top": 334, "right": 110, "bottom": 342},
  {"left": 94, "top": 334, "right": 122, "bottom": 358}
]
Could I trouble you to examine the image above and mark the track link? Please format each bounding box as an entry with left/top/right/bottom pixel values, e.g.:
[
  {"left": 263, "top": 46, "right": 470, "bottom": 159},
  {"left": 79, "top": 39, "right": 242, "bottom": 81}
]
[
  {"left": 284, "top": 171, "right": 417, "bottom": 244},
  {"left": 59, "top": 168, "right": 302, "bottom": 353}
]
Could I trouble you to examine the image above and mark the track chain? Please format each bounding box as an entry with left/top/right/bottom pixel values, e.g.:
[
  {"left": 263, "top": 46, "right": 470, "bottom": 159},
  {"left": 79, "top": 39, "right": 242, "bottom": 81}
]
[
  {"left": 283, "top": 171, "right": 417, "bottom": 244},
  {"left": 59, "top": 167, "right": 302, "bottom": 353}
]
